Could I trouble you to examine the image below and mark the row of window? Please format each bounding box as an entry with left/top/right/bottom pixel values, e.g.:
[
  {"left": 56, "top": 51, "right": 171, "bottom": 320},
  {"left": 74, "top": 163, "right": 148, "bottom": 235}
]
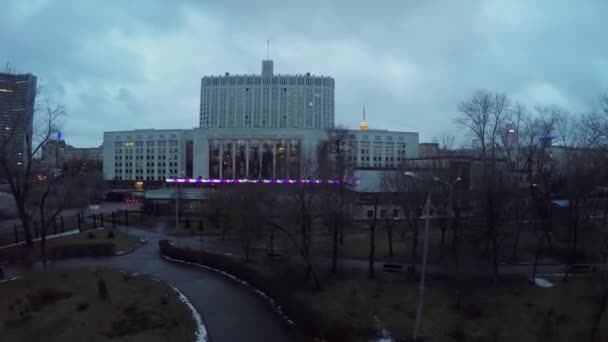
[
  {"left": 359, "top": 135, "right": 407, "bottom": 142},
  {"left": 114, "top": 169, "right": 178, "bottom": 175},
  {"left": 114, "top": 161, "right": 178, "bottom": 167},
  {"left": 114, "top": 140, "right": 178, "bottom": 148},
  {"left": 114, "top": 134, "right": 177, "bottom": 141},
  {"left": 114, "top": 149, "right": 177, "bottom": 156},
  {"left": 202, "top": 76, "right": 334, "bottom": 86},
  {"left": 114, "top": 176, "right": 174, "bottom": 181}
]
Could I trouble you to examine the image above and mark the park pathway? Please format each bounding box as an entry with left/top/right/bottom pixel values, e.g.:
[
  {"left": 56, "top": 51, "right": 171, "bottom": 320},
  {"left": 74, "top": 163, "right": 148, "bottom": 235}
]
[{"left": 2, "top": 228, "right": 296, "bottom": 342}]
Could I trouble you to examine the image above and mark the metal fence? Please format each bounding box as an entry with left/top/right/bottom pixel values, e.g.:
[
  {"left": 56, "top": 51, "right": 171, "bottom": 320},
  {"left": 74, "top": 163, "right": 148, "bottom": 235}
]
[{"left": 0, "top": 209, "right": 144, "bottom": 247}]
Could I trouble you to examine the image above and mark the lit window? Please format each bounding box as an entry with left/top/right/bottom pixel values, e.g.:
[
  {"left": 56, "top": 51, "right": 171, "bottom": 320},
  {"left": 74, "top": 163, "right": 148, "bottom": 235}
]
[{"left": 0, "top": 89, "right": 13, "bottom": 93}]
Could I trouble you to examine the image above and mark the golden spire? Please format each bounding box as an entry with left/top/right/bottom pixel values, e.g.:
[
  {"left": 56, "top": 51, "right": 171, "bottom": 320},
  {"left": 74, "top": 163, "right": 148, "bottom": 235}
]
[{"left": 359, "top": 105, "right": 368, "bottom": 131}]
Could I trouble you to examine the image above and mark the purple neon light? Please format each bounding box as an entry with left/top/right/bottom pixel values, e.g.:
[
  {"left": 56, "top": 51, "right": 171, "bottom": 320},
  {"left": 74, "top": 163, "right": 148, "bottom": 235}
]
[{"left": 165, "top": 178, "right": 340, "bottom": 184}]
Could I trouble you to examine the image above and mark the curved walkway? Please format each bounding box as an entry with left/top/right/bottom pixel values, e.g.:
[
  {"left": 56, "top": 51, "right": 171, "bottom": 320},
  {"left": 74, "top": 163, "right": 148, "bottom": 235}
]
[{"left": 2, "top": 228, "right": 296, "bottom": 342}]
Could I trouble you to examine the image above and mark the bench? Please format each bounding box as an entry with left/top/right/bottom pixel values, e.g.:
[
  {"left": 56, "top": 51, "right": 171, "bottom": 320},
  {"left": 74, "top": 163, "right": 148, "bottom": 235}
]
[{"left": 382, "top": 263, "right": 404, "bottom": 273}]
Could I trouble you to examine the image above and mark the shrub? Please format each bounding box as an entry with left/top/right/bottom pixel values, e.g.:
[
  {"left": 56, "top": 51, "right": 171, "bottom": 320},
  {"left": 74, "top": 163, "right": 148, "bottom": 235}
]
[
  {"left": 27, "top": 288, "right": 72, "bottom": 311},
  {"left": 98, "top": 278, "right": 108, "bottom": 300},
  {"left": 107, "top": 230, "right": 115, "bottom": 239},
  {"left": 77, "top": 302, "right": 89, "bottom": 312},
  {"left": 50, "top": 243, "right": 115, "bottom": 259},
  {"left": 88, "top": 232, "right": 96, "bottom": 239}
]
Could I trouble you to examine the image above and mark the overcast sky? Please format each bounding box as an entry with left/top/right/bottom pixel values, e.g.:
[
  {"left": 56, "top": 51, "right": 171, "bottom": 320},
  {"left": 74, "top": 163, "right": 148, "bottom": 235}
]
[{"left": 2, "top": 0, "right": 607, "bottom": 147}]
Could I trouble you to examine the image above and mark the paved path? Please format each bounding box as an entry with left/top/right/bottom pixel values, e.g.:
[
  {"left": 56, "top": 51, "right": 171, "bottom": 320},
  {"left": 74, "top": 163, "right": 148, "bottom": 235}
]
[{"left": 2, "top": 228, "right": 296, "bottom": 342}]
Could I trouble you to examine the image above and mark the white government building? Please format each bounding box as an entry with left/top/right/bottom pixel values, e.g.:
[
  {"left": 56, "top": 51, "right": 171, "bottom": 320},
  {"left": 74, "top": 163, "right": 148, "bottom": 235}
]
[{"left": 102, "top": 60, "right": 419, "bottom": 181}]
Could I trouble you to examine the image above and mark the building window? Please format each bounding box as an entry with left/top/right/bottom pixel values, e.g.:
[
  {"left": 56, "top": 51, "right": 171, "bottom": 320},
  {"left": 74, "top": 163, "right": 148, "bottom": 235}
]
[
  {"left": 399, "top": 136, "right": 404, "bottom": 141},
  {"left": 170, "top": 134, "right": 177, "bottom": 139},
  {"left": 116, "top": 136, "right": 121, "bottom": 140},
  {"left": 380, "top": 209, "right": 386, "bottom": 217},
  {"left": 387, "top": 136, "right": 393, "bottom": 141},
  {"left": 367, "top": 210, "right": 374, "bottom": 218},
  {"left": 148, "top": 135, "right": 153, "bottom": 139},
  {"left": 363, "top": 135, "right": 368, "bottom": 141},
  {"left": 393, "top": 209, "right": 399, "bottom": 218},
  {"left": 375, "top": 136, "right": 381, "bottom": 141}
]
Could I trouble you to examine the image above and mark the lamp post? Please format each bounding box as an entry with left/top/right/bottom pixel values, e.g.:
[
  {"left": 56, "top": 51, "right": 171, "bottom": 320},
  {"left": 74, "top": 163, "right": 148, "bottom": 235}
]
[
  {"left": 405, "top": 171, "right": 462, "bottom": 341},
  {"left": 176, "top": 171, "right": 185, "bottom": 245},
  {"left": 433, "top": 177, "right": 462, "bottom": 230}
]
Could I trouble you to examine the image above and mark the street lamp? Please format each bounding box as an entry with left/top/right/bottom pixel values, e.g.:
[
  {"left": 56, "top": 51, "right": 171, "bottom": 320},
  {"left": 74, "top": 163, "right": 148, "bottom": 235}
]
[
  {"left": 433, "top": 177, "right": 462, "bottom": 225},
  {"left": 403, "top": 171, "right": 430, "bottom": 342},
  {"left": 405, "top": 172, "right": 462, "bottom": 341},
  {"left": 176, "top": 171, "right": 185, "bottom": 245}
]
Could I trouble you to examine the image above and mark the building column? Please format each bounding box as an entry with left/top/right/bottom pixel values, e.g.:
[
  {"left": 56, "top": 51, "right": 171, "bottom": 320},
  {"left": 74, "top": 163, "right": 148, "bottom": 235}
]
[
  {"left": 219, "top": 142, "right": 223, "bottom": 179},
  {"left": 258, "top": 142, "right": 263, "bottom": 179},
  {"left": 272, "top": 143, "right": 277, "bottom": 179},
  {"left": 245, "top": 141, "right": 250, "bottom": 178},
  {"left": 286, "top": 140, "right": 290, "bottom": 179},
  {"left": 231, "top": 141, "right": 236, "bottom": 180}
]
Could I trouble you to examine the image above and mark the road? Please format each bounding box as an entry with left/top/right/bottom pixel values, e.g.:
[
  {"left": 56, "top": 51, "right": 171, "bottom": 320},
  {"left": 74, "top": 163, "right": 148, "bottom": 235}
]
[{"left": 1, "top": 228, "right": 297, "bottom": 342}]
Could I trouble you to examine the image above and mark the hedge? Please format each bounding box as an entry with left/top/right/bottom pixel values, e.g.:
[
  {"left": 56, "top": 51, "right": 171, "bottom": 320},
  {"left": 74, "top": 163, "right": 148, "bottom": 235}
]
[
  {"left": 50, "top": 242, "right": 115, "bottom": 259},
  {"left": 158, "top": 240, "right": 354, "bottom": 341}
]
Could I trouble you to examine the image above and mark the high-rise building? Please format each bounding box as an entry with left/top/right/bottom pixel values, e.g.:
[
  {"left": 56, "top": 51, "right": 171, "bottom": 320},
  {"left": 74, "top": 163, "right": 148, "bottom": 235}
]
[
  {"left": 0, "top": 72, "right": 37, "bottom": 167},
  {"left": 200, "top": 60, "right": 335, "bottom": 130},
  {"left": 102, "top": 59, "right": 419, "bottom": 182}
]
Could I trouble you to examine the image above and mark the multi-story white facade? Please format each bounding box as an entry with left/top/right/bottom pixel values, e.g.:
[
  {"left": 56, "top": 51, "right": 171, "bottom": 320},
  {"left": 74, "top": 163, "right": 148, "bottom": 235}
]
[
  {"left": 200, "top": 60, "right": 334, "bottom": 130},
  {"left": 102, "top": 59, "right": 419, "bottom": 181},
  {"left": 103, "top": 129, "right": 192, "bottom": 181},
  {"left": 345, "top": 129, "right": 419, "bottom": 169}
]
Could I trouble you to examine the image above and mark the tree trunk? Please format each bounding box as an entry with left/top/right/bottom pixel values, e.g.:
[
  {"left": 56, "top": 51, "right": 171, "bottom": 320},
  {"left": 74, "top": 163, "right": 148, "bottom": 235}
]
[
  {"left": 511, "top": 222, "right": 523, "bottom": 261},
  {"left": 589, "top": 286, "right": 608, "bottom": 342},
  {"left": 411, "top": 229, "right": 418, "bottom": 275},
  {"left": 331, "top": 220, "right": 338, "bottom": 274},
  {"left": 369, "top": 200, "right": 378, "bottom": 279},
  {"left": 387, "top": 225, "right": 393, "bottom": 257},
  {"left": 531, "top": 235, "right": 544, "bottom": 284}
]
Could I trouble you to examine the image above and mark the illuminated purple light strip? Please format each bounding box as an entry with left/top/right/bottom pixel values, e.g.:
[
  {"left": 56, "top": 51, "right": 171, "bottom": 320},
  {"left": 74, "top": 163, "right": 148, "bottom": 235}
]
[{"left": 166, "top": 178, "right": 340, "bottom": 184}]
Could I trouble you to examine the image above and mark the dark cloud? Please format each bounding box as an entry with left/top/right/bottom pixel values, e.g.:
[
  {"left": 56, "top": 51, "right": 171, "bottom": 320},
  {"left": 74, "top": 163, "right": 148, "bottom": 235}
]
[{"left": 1, "top": 0, "right": 607, "bottom": 147}]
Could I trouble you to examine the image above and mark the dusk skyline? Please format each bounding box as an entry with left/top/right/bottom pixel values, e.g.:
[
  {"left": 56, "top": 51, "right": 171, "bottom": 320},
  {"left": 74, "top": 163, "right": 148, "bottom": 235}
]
[{"left": 2, "top": 0, "right": 607, "bottom": 147}]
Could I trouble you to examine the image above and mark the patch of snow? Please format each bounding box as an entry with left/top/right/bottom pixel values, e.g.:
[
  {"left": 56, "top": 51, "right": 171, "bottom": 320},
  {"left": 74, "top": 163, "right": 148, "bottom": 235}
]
[
  {"left": 161, "top": 255, "right": 294, "bottom": 327},
  {"left": 372, "top": 315, "right": 395, "bottom": 342},
  {"left": 532, "top": 277, "right": 554, "bottom": 288},
  {"left": 0, "top": 276, "right": 22, "bottom": 284},
  {"left": 167, "top": 282, "right": 209, "bottom": 342}
]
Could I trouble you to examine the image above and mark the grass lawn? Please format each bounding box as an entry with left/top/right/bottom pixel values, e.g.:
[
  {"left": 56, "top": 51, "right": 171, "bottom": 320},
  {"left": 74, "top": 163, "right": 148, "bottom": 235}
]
[
  {"left": 0, "top": 269, "right": 195, "bottom": 342},
  {"left": 294, "top": 272, "right": 608, "bottom": 342},
  {"left": 214, "top": 247, "right": 608, "bottom": 342},
  {"left": 0, "top": 228, "right": 142, "bottom": 263}
]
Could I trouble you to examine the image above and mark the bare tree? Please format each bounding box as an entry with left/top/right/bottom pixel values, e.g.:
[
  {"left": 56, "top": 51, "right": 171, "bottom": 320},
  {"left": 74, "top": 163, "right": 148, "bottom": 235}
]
[
  {"left": 266, "top": 158, "right": 324, "bottom": 290},
  {"left": 317, "top": 127, "right": 355, "bottom": 274},
  {"left": 455, "top": 89, "right": 511, "bottom": 278},
  {"left": 368, "top": 195, "right": 378, "bottom": 278},
  {"left": 382, "top": 171, "right": 426, "bottom": 274},
  {"left": 0, "top": 87, "right": 65, "bottom": 247}
]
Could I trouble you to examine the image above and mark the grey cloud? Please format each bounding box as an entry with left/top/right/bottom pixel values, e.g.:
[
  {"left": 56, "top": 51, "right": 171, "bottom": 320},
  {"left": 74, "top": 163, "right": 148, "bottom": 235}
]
[{"left": 1, "top": 0, "right": 607, "bottom": 147}]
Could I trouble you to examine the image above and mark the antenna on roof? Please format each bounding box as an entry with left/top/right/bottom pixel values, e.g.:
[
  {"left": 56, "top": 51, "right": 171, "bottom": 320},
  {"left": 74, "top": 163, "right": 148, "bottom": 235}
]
[
  {"left": 266, "top": 40, "right": 270, "bottom": 60},
  {"left": 363, "top": 105, "right": 366, "bottom": 121}
]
